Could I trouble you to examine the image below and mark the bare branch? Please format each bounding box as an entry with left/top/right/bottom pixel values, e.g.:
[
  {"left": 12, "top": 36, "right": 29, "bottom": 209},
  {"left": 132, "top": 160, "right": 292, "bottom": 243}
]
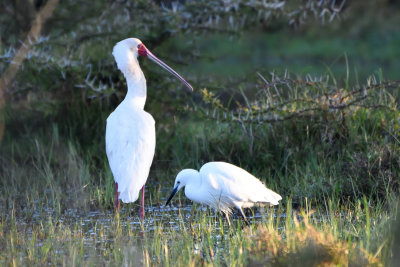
[{"left": 0, "top": 0, "right": 59, "bottom": 143}]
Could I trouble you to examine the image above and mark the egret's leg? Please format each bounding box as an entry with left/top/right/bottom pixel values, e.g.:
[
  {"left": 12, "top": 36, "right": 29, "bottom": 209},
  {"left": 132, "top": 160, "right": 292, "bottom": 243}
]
[
  {"left": 239, "top": 208, "right": 250, "bottom": 226},
  {"left": 140, "top": 185, "right": 145, "bottom": 220},
  {"left": 115, "top": 182, "right": 120, "bottom": 212}
]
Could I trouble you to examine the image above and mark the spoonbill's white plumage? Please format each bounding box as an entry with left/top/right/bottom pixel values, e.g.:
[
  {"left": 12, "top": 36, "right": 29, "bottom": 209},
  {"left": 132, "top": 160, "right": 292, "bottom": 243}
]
[
  {"left": 106, "top": 38, "right": 193, "bottom": 218},
  {"left": 165, "top": 161, "right": 282, "bottom": 225}
]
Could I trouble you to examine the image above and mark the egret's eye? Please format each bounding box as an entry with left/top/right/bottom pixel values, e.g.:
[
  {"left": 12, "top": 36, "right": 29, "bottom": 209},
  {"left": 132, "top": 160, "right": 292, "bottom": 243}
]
[{"left": 177, "top": 181, "right": 180, "bottom": 184}]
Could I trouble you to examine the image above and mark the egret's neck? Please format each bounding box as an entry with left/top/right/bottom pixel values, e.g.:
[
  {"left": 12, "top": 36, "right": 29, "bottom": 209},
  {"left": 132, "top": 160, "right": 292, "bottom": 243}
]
[
  {"left": 183, "top": 170, "right": 203, "bottom": 202},
  {"left": 122, "top": 58, "right": 147, "bottom": 110}
]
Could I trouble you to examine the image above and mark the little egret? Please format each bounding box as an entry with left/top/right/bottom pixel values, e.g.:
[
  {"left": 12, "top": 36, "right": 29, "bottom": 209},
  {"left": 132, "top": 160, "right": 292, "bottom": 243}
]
[
  {"left": 165, "top": 162, "right": 282, "bottom": 225},
  {"left": 106, "top": 38, "right": 193, "bottom": 218}
]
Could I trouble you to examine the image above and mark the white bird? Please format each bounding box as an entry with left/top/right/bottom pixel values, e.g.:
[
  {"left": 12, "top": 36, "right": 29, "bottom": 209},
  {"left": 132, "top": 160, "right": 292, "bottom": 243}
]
[
  {"left": 106, "top": 38, "right": 193, "bottom": 218},
  {"left": 165, "top": 161, "right": 282, "bottom": 225}
]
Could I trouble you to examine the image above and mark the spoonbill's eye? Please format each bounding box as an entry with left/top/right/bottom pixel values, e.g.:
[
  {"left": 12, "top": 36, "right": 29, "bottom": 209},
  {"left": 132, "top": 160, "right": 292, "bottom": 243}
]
[{"left": 137, "top": 43, "right": 147, "bottom": 57}]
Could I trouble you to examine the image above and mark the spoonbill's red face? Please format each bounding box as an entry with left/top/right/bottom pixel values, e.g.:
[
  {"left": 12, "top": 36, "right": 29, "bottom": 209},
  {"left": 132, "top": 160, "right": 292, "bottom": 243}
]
[{"left": 137, "top": 43, "right": 148, "bottom": 57}]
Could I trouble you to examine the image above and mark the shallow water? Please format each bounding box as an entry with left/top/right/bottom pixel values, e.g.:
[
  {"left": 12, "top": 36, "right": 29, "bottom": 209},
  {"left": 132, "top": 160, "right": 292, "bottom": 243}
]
[{"left": 1, "top": 196, "right": 356, "bottom": 266}]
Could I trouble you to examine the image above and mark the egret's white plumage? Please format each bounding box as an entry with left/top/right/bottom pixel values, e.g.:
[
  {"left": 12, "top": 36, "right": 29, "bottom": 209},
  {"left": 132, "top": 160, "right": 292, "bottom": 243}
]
[
  {"left": 106, "top": 38, "right": 193, "bottom": 214},
  {"left": 166, "top": 161, "right": 282, "bottom": 224}
]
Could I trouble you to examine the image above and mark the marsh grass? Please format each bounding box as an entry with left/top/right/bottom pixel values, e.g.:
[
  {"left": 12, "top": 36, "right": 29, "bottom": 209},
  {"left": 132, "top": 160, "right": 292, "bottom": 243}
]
[{"left": 0, "top": 183, "right": 397, "bottom": 266}]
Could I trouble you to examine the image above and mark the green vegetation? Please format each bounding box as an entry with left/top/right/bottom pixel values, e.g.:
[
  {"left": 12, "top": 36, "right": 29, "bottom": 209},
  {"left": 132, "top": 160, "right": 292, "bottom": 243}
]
[{"left": 1, "top": 0, "right": 400, "bottom": 266}]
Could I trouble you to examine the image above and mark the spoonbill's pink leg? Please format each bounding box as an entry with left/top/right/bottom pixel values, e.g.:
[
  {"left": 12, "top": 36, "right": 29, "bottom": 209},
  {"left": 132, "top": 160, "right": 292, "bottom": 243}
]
[
  {"left": 115, "top": 182, "right": 120, "bottom": 212},
  {"left": 140, "top": 185, "right": 145, "bottom": 220}
]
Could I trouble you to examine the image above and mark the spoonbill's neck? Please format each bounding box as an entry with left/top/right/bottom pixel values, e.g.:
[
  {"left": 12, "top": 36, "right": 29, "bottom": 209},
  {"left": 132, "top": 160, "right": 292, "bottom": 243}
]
[{"left": 122, "top": 58, "right": 147, "bottom": 110}]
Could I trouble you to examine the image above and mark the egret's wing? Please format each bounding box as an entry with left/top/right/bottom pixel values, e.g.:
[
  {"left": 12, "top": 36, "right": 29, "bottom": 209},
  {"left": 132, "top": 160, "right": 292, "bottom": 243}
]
[
  {"left": 200, "top": 162, "right": 282, "bottom": 208},
  {"left": 106, "top": 107, "right": 155, "bottom": 203}
]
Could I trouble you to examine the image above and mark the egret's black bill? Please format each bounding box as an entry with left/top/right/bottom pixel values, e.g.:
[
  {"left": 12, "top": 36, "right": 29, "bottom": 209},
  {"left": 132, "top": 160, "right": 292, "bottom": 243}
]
[{"left": 165, "top": 186, "right": 178, "bottom": 206}]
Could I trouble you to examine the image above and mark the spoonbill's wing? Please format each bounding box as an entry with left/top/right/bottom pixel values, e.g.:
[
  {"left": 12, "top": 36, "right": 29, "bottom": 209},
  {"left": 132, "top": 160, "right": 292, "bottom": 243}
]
[
  {"left": 106, "top": 107, "right": 155, "bottom": 203},
  {"left": 199, "top": 162, "right": 282, "bottom": 208}
]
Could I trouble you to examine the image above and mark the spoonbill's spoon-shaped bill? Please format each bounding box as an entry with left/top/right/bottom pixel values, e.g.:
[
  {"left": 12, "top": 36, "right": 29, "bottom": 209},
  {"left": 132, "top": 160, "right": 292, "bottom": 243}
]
[
  {"left": 107, "top": 38, "right": 193, "bottom": 220},
  {"left": 165, "top": 162, "right": 282, "bottom": 225},
  {"left": 137, "top": 43, "right": 193, "bottom": 92}
]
